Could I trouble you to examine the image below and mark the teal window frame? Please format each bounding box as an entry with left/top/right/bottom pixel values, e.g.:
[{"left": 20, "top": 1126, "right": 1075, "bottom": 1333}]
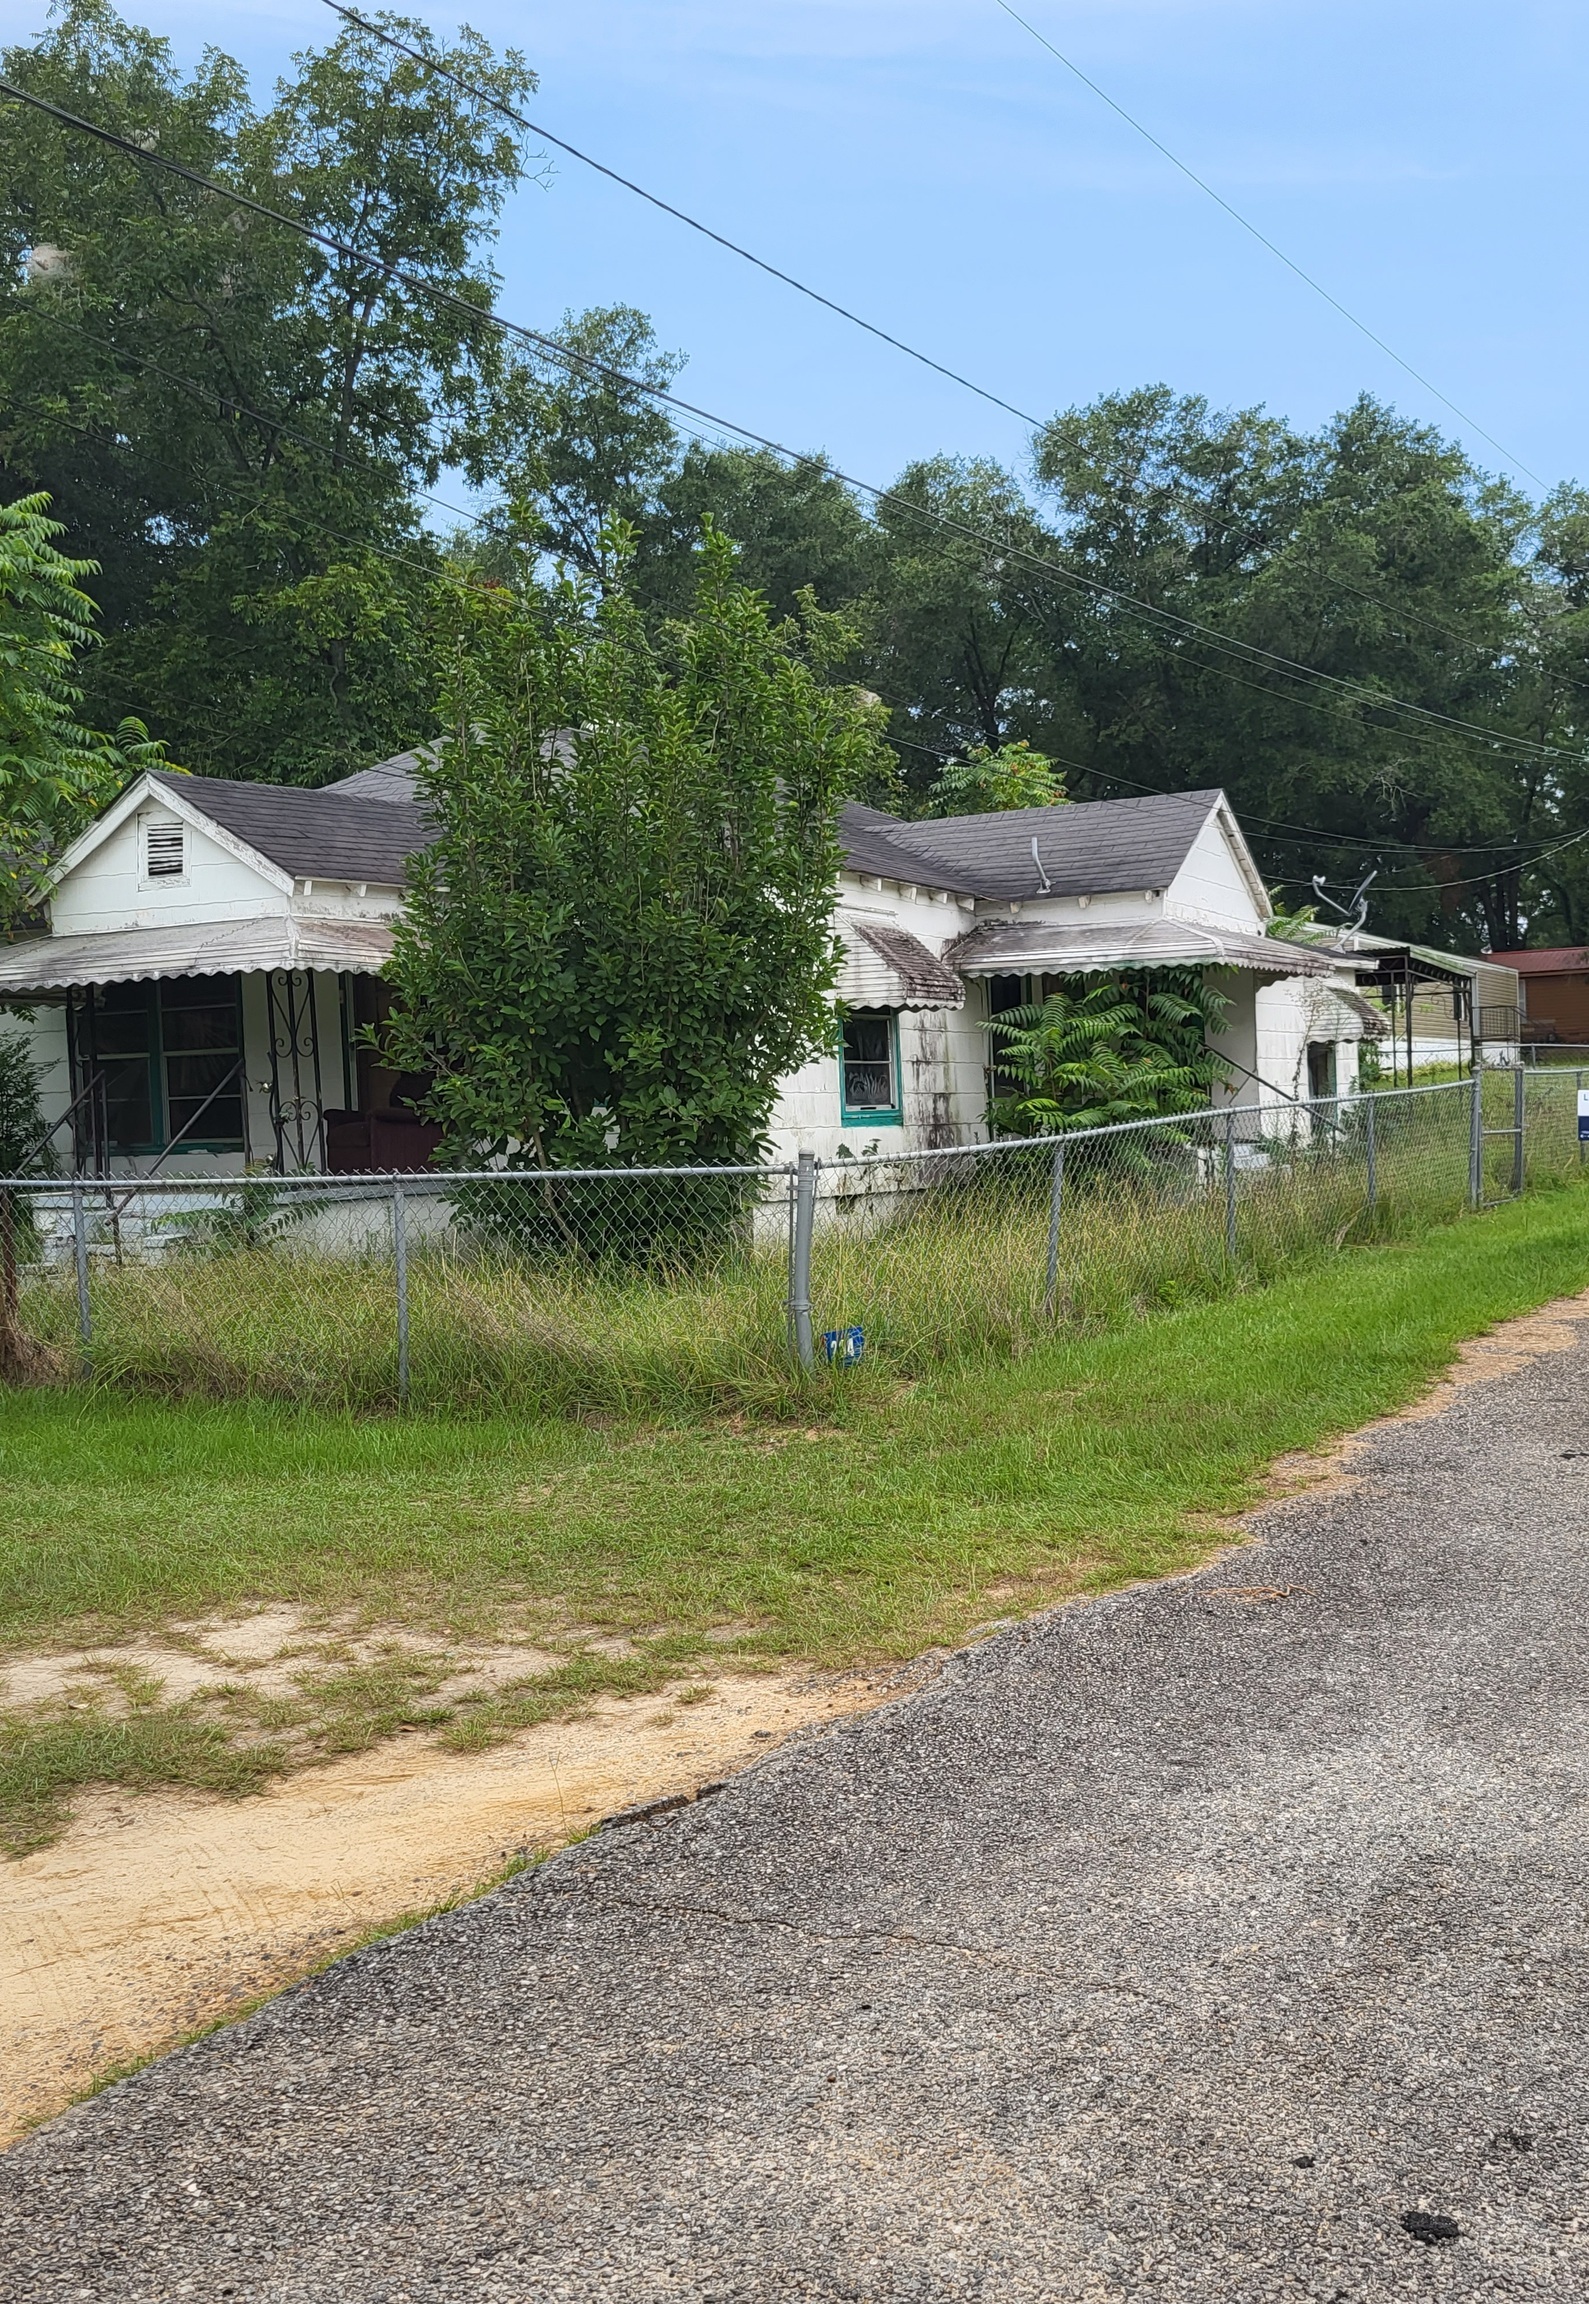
[{"left": 839, "top": 1009, "right": 903, "bottom": 1127}]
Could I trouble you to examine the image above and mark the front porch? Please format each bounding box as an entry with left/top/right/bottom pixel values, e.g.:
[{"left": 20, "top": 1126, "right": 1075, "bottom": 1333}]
[{"left": 20, "top": 964, "right": 440, "bottom": 1179}]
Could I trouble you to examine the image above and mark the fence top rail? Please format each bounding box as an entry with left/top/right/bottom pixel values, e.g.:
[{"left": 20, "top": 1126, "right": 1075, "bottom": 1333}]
[
  {"left": 0, "top": 1077, "right": 1490, "bottom": 1193},
  {"left": 0, "top": 1160, "right": 796, "bottom": 1192},
  {"left": 809, "top": 1077, "right": 1476, "bottom": 1175}
]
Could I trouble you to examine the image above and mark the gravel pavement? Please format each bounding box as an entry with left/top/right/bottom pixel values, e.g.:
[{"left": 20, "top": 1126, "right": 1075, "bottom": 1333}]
[{"left": 7, "top": 1315, "right": 1589, "bottom": 2300}]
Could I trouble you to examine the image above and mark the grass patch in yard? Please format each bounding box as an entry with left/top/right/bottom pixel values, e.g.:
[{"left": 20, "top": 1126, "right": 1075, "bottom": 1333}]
[{"left": 2, "top": 1182, "right": 1588, "bottom": 1851}]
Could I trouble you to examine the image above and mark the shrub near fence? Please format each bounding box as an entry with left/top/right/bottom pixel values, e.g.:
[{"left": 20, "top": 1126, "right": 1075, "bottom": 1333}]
[{"left": 0, "top": 1074, "right": 1581, "bottom": 1416}]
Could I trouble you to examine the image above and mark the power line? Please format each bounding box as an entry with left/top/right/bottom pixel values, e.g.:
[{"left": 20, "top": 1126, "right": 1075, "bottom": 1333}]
[
  {"left": 324, "top": 1, "right": 1044, "bottom": 432},
  {"left": 884, "top": 721, "right": 1570, "bottom": 861},
  {"left": 34, "top": 309, "right": 1575, "bottom": 860},
  {"left": 3, "top": 74, "right": 1580, "bottom": 776},
  {"left": 335, "top": 5, "right": 1584, "bottom": 737},
  {"left": 1342, "top": 820, "right": 1589, "bottom": 893},
  {"left": 30, "top": 336, "right": 1572, "bottom": 881},
  {"left": 990, "top": 0, "right": 1547, "bottom": 490},
  {"left": 16, "top": 305, "right": 492, "bottom": 538}
]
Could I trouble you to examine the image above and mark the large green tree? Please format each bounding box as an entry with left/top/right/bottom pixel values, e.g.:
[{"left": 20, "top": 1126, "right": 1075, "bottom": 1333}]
[
  {"left": 1028, "top": 388, "right": 1546, "bottom": 947},
  {"left": 381, "top": 532, "right": 887, "bottom": 1176},
  {"left": 0, "top": 1, "right": 534, "bottom": 783}
]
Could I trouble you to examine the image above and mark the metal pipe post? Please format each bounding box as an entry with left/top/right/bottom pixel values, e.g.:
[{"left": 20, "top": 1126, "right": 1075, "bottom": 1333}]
[
  {"left": 1223, "top": 1106, "right": 1238, "bottom": 1261},
  {"left": 1364, "top": 1094, "right": 1377, "bottom": 1217},
  {"left": 392, "top": 1180, "right": 410, "bottom": 1408},
  {"left": 71, "top": 1181, "right": 91, "bottom": 1357},
  {"left": 1043, "top": 1138, "right": 1066, "bottom": 1318},
  {"left": 1469, "top": 1069, "right": 1483, "bottom": 1208},
  {"left": 1513, "top": 1064, "right": 1526, "bottom": 1196},
  {"left": 789, "top": 1151, "right": 816, "bottom": 1370}
]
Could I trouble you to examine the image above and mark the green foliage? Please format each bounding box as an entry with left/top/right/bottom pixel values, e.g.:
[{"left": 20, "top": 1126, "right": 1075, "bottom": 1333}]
[
  {"left": 1029, "top": 387, "right": 1540, "bottom": 950},
  {"left": 925, "top": 740, "right": 1066, "bottom": 816},
  {"left": 460, "top": 304, "right": 688, "bottom": 587},
  {"left": 380, "top": 530, "right": 887, "bottom": 1191},
  {"left": 989, "top": 971, "right": 1231, "bottom": 1134},
  {"left": 0, "top": 490, "right": 163, "bottom": 921},
  {"left": 0, "top": 1, "right": 536, "bottom": 784},
  {"left": 1265, "top": 897, "right": 1321, "bottom": 943},
  {"left": 0, "top": 1027, "right": 56, "bottom": 1177}
]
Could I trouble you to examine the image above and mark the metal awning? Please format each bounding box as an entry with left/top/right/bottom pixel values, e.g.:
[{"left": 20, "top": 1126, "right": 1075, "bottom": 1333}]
[
  {"left": 0, "top": 915, "right": 394, "bottom": 993},
  {"left": 836, "top": 920, "right": 964, "bottom": 1009},
  {"left": 946, "top": 917, "right": 1341, "bottom": 979}
]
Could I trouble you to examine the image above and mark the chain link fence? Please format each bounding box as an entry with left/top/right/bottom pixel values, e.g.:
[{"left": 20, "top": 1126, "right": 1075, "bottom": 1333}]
[{"left": 0, "top": 1074, "right": 1580, "bottom": 1414}]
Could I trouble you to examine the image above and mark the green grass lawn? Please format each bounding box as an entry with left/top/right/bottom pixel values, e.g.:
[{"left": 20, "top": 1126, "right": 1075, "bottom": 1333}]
[{"left": 3, "top": 1180, "right": 1588, "bottom": 1853}]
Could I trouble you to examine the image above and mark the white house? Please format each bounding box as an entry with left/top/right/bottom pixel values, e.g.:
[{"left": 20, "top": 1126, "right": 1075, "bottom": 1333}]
[{"left": 0, "top": 755, "right": 1368, "bottom": 1176}]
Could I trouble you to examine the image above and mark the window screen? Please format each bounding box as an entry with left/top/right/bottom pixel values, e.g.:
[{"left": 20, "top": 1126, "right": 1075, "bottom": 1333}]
[
  {"left": 159, "top": 980, "right": 244, "bottom": 1143},
  {"left": 840, "top": 1011, "right": 900, "bottom": 1118},
  {"left": 78, "top": 981, "right": 156, "bottom": 1151},
  {"left": 72, "top": 978, "right": 244, "bottom": 1152}
]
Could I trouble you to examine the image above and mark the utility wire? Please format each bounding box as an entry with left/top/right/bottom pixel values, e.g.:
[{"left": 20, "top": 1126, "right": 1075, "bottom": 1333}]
[
  {"left": 884, "top": 722, "right": 1570, "bottom": 859},
  {"left": 19, "top": 305, "right": 492, "bottom": 538},
  {"left": 31, "top": 301, "right": 1566, "bottom": 859},
  {"left": 324, "top": 1, "right": 1044, "bottom": 431},
  {"left": 30, "top": 349, "right": 1574, "bottom": 879},
  {"left": 990, "top": 0, "right": 1546, "bottom": 489},
  {"left": 343, "top": 2, "right": 1589, "bottom": 720},
  {"left": 2, "top": 74, "right": 1579, "bottom": 773}
]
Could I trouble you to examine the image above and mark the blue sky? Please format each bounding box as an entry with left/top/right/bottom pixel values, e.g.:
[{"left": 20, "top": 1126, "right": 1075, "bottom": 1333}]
[{"left": 12, "top": 0, "right": 1585, "bottom": 500}]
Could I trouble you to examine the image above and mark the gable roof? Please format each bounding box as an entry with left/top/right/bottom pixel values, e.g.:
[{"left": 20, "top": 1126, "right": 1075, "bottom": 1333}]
[
  {"left": 838, "top": 790, "right": 1226, "bottom": 901},
  {"left": 65, "top": 762, "right": 1238, "bottom": 910},
  {"left": 147, "top": 771, "right": 431, "bottom": 887}
]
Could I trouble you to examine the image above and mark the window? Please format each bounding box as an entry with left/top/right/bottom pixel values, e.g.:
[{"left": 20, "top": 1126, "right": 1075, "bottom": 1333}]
[
  {"left": 840, "top": 1010, "right": 902, "bottom": 1125},
  {"left": 71, "top": 978, "right": 245, "bottom": 1153},
  {"left": 143, "top": 816, "right": 185, "bottom": 880}
]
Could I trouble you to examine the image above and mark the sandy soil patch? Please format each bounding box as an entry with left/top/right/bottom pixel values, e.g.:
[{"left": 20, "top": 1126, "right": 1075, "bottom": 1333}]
[
  {"left": 0, "top": 1664, "right": 905, "bottom": 2148},
  {"left": 0, "top": 1606, "right": 576, "bottom": 1713}
]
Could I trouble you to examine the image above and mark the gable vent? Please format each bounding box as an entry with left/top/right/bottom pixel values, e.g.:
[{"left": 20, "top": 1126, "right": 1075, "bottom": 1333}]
[{"left": 145, "top": 818, "right": 185, "bottom": 878}]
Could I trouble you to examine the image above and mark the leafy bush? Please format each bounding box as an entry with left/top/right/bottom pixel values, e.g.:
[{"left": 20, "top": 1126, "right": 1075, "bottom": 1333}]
[{"left": 989, "top": 970, "right": 1230, "bottom": 1135}]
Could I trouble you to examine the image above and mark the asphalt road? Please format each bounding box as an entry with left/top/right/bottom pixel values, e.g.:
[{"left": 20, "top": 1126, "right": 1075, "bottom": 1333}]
[{"left": 6, "top": 1316, "right": 1589, "bottom": 2301}]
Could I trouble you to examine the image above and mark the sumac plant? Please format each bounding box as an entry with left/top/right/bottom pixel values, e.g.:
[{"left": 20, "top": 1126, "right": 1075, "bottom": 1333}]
[{"left": 988, "top": 970, "right": 1230, "bottom": 1137}]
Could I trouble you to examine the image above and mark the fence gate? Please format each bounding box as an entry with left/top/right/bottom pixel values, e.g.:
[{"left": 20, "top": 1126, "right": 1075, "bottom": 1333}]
[{"left": 1471, "top": 1066, "right": 1526, "bottom": 1207}]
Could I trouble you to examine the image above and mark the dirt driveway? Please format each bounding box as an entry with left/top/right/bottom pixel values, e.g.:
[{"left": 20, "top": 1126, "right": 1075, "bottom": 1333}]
[{"left": 4, "top": 1301, "right": 1589, "bottom": 2298}]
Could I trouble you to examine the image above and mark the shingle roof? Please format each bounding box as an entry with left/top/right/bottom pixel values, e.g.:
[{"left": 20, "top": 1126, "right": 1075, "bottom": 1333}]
[
  {"left": 839, "top": 790, "right": 1224, "bottom": 900},
  {"left": 153, "top": 769, "right": 1226, "bottom": 905},
  {"left": 326, "top": 748, "right": 438, "bottom": 806},
  {"left": 851, "top": 922, "right": 964, "bottom": 1007},
  {"left": 151, "top": 771, "right": 431, "bottom": 887}
]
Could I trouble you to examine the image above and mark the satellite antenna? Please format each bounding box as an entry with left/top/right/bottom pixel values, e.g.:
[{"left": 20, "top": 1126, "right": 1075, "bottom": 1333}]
[{"left": 1310, "top": 866, "right": 1377, "bottom": 936}]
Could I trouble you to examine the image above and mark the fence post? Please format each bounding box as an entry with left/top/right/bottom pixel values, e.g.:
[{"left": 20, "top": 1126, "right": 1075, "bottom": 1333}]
[
  {"left": 71, "top": 1181, "right": 91, "bottom": 1359},
  {"left": 1223, "top": 1106, "right": 1238, "bottom": 1261},
  {"left": 392, "top": 1179, "right": 410, "bottom": 1409},
  {"left": 1043, "top": 1138, "right": 1066, "bottom": 1318},
  {"left": 1364, "top": 1093, "right": 1377, "bottom": 1218},
  {"left": 789, "top": 1151, "right": 816, "bottom": 1370},
  {"left": 1513, "top": 1063, "right": 1526, "bottom": 1196},
  {"left": 1469, "top": 1066, "right": 1484, "bottom": 1209}
]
